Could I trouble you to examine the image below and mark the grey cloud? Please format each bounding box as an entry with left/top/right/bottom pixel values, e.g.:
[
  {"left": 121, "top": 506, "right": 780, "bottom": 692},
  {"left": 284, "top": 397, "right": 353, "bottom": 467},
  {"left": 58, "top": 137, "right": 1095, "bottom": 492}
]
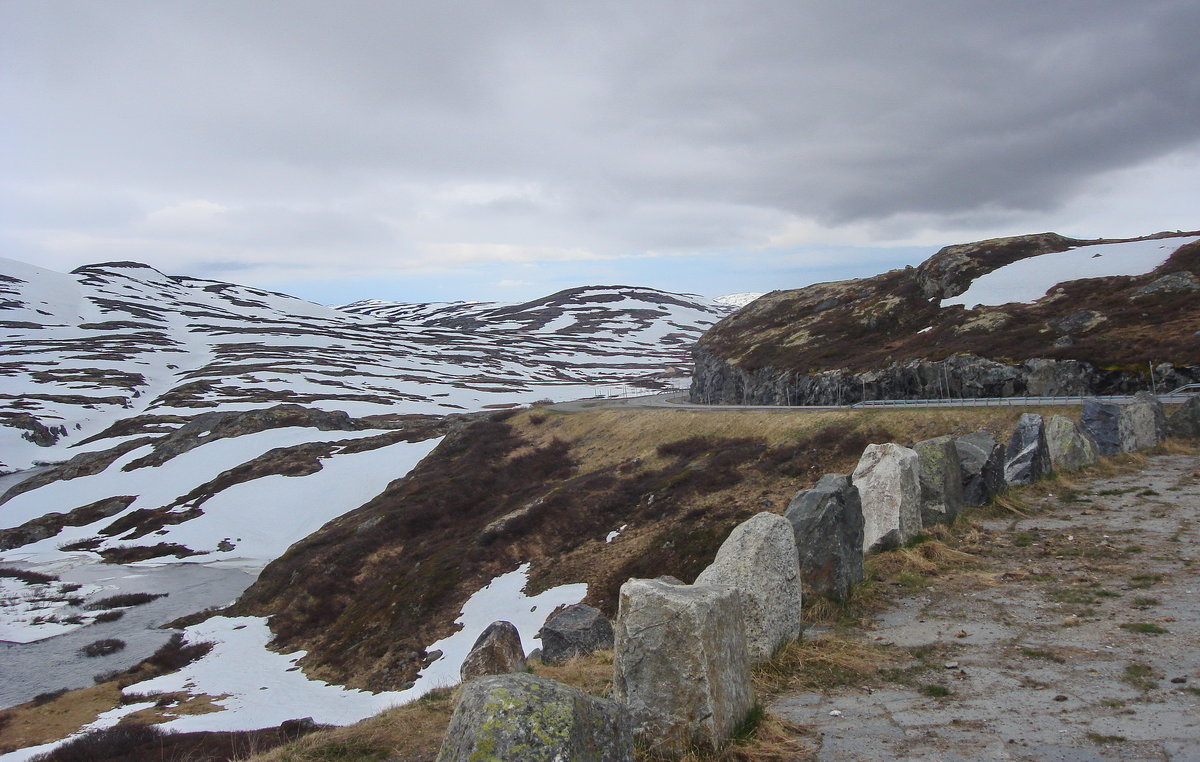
[{"left": 2, "top": 0, "right": 1197, "bottom": 278}]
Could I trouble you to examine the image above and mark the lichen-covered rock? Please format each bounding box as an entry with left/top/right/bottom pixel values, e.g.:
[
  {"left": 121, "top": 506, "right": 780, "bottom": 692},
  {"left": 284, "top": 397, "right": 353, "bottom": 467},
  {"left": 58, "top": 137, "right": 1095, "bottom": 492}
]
[
  {"left": 1005, "top": 414, "right": 1051, "bottom": 485},
  {"left": 436, "top": 672, "right": 633, "bottom": 762},
  {"left": 459, "top": 620, "right": 526, "bottom": 682},
  {"left": 1120, "top": 392, "right": 1166, "bottom": 452},
  {"left": 1168, "top": 396, "right": 1200, "bottom": 439},
  {"left": 954, "top": 432, "right": 1005, "bottom": 506},
  {"left": 785, "top": 473, "right": 864, "bottom": 601},
  {"left": 851, "top": 443, "right": 922, "bottom": 554},
  {"left": 1082, "top": 399, "right": 1123, "bottom": 456},
  {"left": 913, "top": 435, "right": 964, "bottom": 527},
  {"left": 612, "top": 579, "right": 754, "bottom": 756},
  {"left": 1045, "top": 415, "right": 1098, "bottom": 472},
  {"left": 537, "top": 604, "right": 614, "bottom": 666},
  {"left": 694, "top": 512, "right": 802, "bottom": 661}
]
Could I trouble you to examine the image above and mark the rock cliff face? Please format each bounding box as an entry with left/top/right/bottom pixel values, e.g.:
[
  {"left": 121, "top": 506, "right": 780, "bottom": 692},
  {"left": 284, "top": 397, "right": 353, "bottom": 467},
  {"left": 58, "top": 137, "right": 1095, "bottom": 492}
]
[{"left": 691, "top": 232, "right": 1200, "bottom": 405}]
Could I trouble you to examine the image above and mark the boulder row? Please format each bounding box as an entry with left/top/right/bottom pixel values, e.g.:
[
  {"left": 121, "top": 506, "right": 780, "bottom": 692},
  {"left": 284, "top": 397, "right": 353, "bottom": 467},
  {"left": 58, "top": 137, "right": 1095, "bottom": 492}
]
[
  {"left": 1120, "top": 391, "right": 1166, "bottom": 452},
  {"left": 1168, "top": 396, "right": 1200, "bottom": 439},
  {"left": 694, "top": 512, "right": 803, "bottom": 662},
  {"left": 537, "top": 604, "right": 614, "bottom": 666},
  {"left": 913, "top": 435, "right": 965, "bottom": 527},
  {"left": 436, "top": 672, "right": 633, "bottom": 762},
  {"left": 784, "top": 473, "right": 864, "bottom": 601},
  {"left": 851, "top": 443, "right": 922, "bottom": 554},
  {"left": 954, "top": 432, "right": 1006, "bottom": 506},
  {"left": 459, "top": 621, "right": 526, "bottom": 682},
  {"left": 1082, "top": 399, "right": 1123, "bottom": 456},
  {"left": 612, "top": 579, "right": 754, "bottom": 756},
  {"left": 1005, "top": 413, "right": 1051, "bottom": 485},
  {"left": 1044, "top": 414, "right": 1098, "bottom": 472}
]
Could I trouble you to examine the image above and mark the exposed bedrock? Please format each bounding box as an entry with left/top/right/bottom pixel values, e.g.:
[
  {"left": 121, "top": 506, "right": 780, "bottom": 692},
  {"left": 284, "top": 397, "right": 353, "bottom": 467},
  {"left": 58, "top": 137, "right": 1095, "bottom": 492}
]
[{"left": 689, "top": 350, "right": 1200, "bottom": 407}]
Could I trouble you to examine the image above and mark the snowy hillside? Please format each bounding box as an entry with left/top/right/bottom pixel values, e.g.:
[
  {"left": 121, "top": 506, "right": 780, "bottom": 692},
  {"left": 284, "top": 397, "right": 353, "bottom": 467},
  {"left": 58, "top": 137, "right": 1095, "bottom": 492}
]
[{"left": 0, "top": 258, "right": 730, "bottom": 472}]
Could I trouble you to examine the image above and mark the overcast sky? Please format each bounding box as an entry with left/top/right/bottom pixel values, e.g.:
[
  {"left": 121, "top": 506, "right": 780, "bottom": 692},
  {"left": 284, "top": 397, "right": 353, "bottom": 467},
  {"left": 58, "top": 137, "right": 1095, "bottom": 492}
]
[{"left": 2, "top": 1, "right": 1198, "bottom": 305}]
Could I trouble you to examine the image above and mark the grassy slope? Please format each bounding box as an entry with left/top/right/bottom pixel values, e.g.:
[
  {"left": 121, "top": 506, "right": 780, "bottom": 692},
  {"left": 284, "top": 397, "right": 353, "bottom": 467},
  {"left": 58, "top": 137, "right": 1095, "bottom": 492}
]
[{"left": 233, "top": 404, "right": 1077, "bottom": 692}]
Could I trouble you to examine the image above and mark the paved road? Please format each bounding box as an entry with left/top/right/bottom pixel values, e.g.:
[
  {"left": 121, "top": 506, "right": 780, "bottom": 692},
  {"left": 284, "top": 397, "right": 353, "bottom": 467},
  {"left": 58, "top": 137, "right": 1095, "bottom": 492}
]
[{"left": 550, "top": 391, "right": 1195, "bottom": 414}]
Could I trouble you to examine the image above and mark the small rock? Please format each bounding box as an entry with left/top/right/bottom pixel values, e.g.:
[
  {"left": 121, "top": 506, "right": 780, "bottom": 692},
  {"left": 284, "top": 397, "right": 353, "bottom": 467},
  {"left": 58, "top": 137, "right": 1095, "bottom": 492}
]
[
  {"left": 829, "top": 710, "right": 843, "bottom": 717},
  {"left": 1171, "top": 676, "right": 1188, "bottom": 684},
  {"left": 459, "top": 621, "right": 526, "bottom": 682},
  {"left": 944, "top": 661, "right": 959, "bottom": 669},
  {"left": 1053, "top": 695, "right": 1068, "bottom": 702},
  {"left": 955, "top": 629, "right": 968, "bottom": 638}
]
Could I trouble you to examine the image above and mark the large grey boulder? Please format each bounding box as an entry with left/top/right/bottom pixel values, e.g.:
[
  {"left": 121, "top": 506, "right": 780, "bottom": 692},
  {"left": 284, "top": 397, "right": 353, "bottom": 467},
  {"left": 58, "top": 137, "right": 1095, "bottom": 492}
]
[
  {"left": 1045, "top": 415, "right": 1098, "bottom": 472},
  {"left": 1120, "top": 392, "right": 1166, "bottom": 452},
  {"left": 694, "top": 512, "right": 802, "bottom": 662},
  {"left": 851, "top": 443, "right": 922, "bottom": 554},
  {"left": 459, "top": 621, "right": 526, "bottom": 682},
  {"left": 913, "top": 435, "right": 965, "bottom": 527},
  {"left": 537, "top": 604, "right": 614, "bottom": 666},
  {"left": 784, "top": 473, "right": 864, "bottom": 601},
  {"left": 612, "top": 579, "right": 754, "bottom": 755},
  {"left": 437, "top": 673, "right": 633, "bottom": 762},
  {"left": 1168, "top": 396, "right": 1200, "bottom": 439},
  {"left": 1005, "top": 414, "right": 1051, "bottom": 485},
  {"left": 1082, "top": 399, "right": 1123, "bottom": 456},
  {"left": 954, "top": 432, "right": 1006, "bottom": 506}
]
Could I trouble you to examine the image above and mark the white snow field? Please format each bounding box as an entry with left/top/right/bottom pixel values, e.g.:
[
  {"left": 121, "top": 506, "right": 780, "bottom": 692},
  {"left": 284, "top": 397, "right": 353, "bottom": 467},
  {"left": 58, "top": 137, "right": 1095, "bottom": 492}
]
[{"left": 942, "top": 236, "right": 1200, "bottom": 308}]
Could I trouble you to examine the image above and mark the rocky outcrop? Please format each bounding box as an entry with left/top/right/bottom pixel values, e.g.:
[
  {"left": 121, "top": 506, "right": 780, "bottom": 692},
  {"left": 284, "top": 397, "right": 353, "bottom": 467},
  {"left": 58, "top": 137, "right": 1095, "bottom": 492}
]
[
  {"left": 784, "top": 473, "right": 864, "bottom": 601},
  {"left": 913, "top": 436, "right": 964, "bottom": 527},
  {"left": 1005, "top": 414, "right": 1052, "bottom": 485},
  {"left": 1120, "top": 392, "right": 1166, "bottom": 452},
  {"left": 537, "top": 604, "right": 614, "bottom": 666},
  {"left": 851, "top": 444, "right": 922, "bottom": 554},
  {"left": 1168, "top": 396, "right": 1200, "bottom": 439},
  {"left": 1082, "top": 399, "right": 1123, "bottom": 456},
  {"left": 437, "top": 673, "right": 633, "bottom": 762},
  {"left": 1045, "top": 415, "right": 1098, "bottom": 472},
  {"left": 612, "top": 579, "right": 754, "bottom": 755},
  {"left": 459, "top": 621, "right": 526, "bottom": 682},
  {"left": 694, "top": 512, "right": 803, "bottom": 662},
  {"left": 689, "top": 232, "right": 1200, "bottom": 407},
  {"left": 954, "top": 432, "right": 1006, "bottom": 506}
]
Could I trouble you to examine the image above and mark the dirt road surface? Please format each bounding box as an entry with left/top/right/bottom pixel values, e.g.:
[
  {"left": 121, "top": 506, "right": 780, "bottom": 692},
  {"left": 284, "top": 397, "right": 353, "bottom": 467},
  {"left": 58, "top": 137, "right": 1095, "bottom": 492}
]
[{"left": 774, "top": 453, "right": 1200, "bottom": 761}]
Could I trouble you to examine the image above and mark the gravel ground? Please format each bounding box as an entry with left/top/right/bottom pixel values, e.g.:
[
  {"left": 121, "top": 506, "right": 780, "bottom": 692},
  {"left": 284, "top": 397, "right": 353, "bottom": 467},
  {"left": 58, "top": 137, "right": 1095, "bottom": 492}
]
[{"left": 773, "top": 453, "right": 1200, "bottom": 761}]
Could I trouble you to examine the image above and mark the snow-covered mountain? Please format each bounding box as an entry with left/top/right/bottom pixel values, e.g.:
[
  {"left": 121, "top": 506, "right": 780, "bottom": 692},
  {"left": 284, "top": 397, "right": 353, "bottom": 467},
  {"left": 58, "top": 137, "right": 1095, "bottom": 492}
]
[{"left": 0, "top": 258, "right": 731, "bottom": 472}]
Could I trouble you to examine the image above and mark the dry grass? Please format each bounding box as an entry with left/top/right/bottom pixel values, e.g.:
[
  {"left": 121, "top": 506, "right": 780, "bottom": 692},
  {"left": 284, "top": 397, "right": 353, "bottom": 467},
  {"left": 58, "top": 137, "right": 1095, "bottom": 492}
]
[
  {"left": 248, "top": 687, "right": 459, "bottom": 762},
  {"left": 752, "top": 636, "right": 895, "bottom": 699},
  {"left": 0, "top": 682, "right": 122, "bottom": 754},
  {"left": 636, "top": 712, "right": 817, "bottom": 762},
  {"left": 530, "top": 650, "right": 614, "bottom": 697}
]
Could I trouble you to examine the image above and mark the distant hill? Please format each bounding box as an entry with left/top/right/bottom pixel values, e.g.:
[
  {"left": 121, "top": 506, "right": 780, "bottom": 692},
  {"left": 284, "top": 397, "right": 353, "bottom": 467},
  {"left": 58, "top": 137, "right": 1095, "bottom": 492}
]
[
  {"left": 691, "top": 231, "right": 1200, "bottom": 405},
  {"left": 0, "top": 257, "right": 730, "bottom": 472}
]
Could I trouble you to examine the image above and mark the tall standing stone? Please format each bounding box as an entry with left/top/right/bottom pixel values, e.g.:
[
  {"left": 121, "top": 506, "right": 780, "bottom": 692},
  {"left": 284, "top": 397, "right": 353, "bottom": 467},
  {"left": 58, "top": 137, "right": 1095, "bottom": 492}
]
[
  {"left": 913, "top": 435, "right": 965, "bottom": 527},
  {"left": 1120, "top": 391, "right": 1166, "bottom": 452},
  {"left": 1044, "top": 414, "right": 1098, "bottom": 472},
  {"left": 1082, "top": 399, "right": 1123, "bottom": 456},
  {"left": 694, "top": 512, "right": 803, "bottom": 662},
  {"left": 954, "top": 432, "right": 1006, "bottom": 506},
  {"left": 1168, "top": 396, "right": 1200, "bottom": 439},
  {"left": 784, "top": 473, "right": 864, "bottom": 601},
  {"left": 537, "top": 604, "right": 614, "bottom": 666},
  {"left": 851, "top": 443, "right": 922, "bottom": 555},
  {"left": 437, "top": 673, "right": 633, "bottom": 762},
  {"left": 1005, "top": 413, "right": 1051, "bottom": 485},
  {"left": 459, "top": 621, "right": 526, "bottom": 682},
  {"left": 612, "top": 579, "right": 754, "bottom": 756}
]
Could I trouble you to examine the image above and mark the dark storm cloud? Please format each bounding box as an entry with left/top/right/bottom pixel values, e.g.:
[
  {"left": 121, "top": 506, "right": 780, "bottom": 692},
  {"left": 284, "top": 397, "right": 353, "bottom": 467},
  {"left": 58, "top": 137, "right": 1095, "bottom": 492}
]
[{"left": 2, "top": 0, "right": 1198, "bottom": 288}]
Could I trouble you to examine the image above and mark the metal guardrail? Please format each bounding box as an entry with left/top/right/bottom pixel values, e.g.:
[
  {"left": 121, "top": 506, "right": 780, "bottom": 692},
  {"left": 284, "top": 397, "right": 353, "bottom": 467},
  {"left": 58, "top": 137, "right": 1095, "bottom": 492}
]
[{"left": 849, "top": 392, "right": 1196, "bottom": 409}]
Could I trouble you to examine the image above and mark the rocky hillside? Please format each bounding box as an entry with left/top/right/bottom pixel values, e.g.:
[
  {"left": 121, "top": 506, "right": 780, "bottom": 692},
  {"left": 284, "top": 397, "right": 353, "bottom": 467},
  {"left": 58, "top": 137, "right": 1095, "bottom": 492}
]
[
  {"left": 0, "top": 256, "right": 731, "bottom": 473},
  {"left": 691, "top": 231, "right": 1200, "bottom": 405}
]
